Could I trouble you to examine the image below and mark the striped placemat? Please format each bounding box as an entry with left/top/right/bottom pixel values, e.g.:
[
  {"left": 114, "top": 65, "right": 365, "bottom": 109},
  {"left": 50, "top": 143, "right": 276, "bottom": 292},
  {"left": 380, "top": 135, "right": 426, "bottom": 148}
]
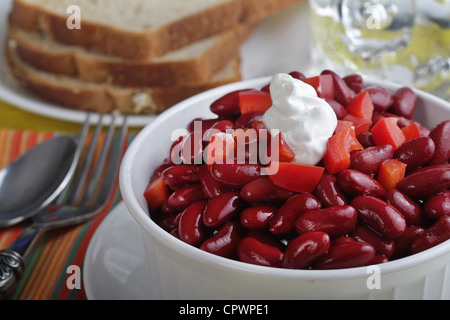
[{"left": 0, "top": 129, "right": 136, "bottom": 300}]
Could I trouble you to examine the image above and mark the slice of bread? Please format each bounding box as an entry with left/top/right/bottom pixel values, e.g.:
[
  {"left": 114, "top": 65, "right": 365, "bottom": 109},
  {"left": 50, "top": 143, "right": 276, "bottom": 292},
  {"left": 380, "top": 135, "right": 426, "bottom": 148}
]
[
  {"left": 10, "top": 0, "right": 301, "bottom": 59},
  {"left": 5, "top": 39, "right": 242, "bottom": 115},
  {"left": 8, "top": 24, "right": 252, "bottom": 87}
]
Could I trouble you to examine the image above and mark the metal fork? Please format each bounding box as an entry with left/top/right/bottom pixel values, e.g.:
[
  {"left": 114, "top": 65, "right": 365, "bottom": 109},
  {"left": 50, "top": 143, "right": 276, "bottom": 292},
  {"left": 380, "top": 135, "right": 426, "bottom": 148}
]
[{"left": 0, "top": 113, "right": 128, "bottom": 299}]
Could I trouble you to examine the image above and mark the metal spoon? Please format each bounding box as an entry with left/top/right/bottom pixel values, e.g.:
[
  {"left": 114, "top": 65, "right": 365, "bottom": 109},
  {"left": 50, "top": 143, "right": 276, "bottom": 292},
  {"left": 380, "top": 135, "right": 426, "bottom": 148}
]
[{"left": 0, "top": 135, "right": 79, "bottom": 228}]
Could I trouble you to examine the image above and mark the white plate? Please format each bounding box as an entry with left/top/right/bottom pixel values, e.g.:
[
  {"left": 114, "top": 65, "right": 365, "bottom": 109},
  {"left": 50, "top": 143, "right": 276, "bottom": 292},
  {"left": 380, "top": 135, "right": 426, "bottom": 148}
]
[
  {"left": 0, "top": 0, "right": 311, "bottom": 126},
  {"left": 83, "top": 202, "right": 153, "bottom": 300}
]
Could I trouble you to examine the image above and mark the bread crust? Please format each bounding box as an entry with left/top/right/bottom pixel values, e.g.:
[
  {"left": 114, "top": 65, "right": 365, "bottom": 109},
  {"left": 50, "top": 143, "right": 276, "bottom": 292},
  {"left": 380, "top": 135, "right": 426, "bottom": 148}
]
[
  {"left": 5, "top": 41, "right": 242, "bottom": 115},
  {"left": 10, "top": 0, "right": 245, "bottom": 60},
  {"left": 10, "top": 0, "right": 301, "bottom": 59},
  {"left": 241, "top": 0, "right": 303, "bottom": 24},
  {"left": 9, "top": 24, "right": 253, "bottom": 87}
]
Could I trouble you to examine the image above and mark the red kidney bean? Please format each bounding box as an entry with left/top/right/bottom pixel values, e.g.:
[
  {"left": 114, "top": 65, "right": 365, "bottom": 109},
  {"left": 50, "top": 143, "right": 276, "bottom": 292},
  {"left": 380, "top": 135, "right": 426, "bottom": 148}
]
[
  {"left": 269, "top": 193, "right": 322, "bottom": 236},
  {"left": 187, "top": 118, "right": 208, "bottom": 132},
  {"left": 246, "top": 231, "right": 286, "bottom": 251},
  {"left": 202, "top": 120, "right": 236, "bottom": 144},
  {"left": 415, "top": 164, "right": 450, "bottom": 173},
  {"left": 240, "top": 205, "right": 276, "bottom": 231},
  {"left": 371, "top": 112, "right": 385, "bottom": 127},
  {"left": 234, "top": 111, "right": 265, "bottom": 129},
  {"left": 289, "top": 71, "right": 307, "bottom": 80},
  {"left": 357, "top": 131, "right": 375, "bottom": 148},
  {"left": 166, "top": 184, "right": 206, "bottom": 213},
  {"left": 167, "top": 135, "right": 185, "bottom": 165},
  {"left": 396, "top": 165, "right": 450, "bottom": 198},
  {"left": 149, "top": 204, "right": 164, "bottom": 223},
  {"left": 237, "top": 237, "right": 284, "bottom": 268},
  {"left": 410, "top": 216, "right": 450, "bottom": 254},
  {"left": 162, "top": 164, "right": 201, "bottom": 190},
  {"left": 366, "top": 86, "right": 393, "bottom": 112},
  {"left": 158, "top": 214, "right": 181, "bottom": 232},
  {"left": 203, "top": 191, "right": 243, "bottom": 228},
  {"left": 343, "top": 74, "right": 363, "bottom": 86},
  {"left": 332, "top": 236, "right": 356, "bottom": 246},
  {"left": 428, "top": 120, "right": 450, "bottom": 165},
  {"left": 321, "top": 70, "right": 355, "bottom": 106},
  {"left": 313, "top": 171, "right": 348, "bottom": 207},
  {"left": 424, "top": 191, "right": 450, "bottom": 220},
  {"left": 314, "top": 241, "right": 376, "bottom": 270},
  {"left": 152, "top": 162, "right": 172, "bottom": 179},
  {"left": 351, "top": 224, "right": 395, "bottom": 258},
  {"left": 337, "top": 169, "right": 386, "bottom": 198},
  {"left": 393, "top": 226, "right": 425, "bottom": 257},
  {"left": 350, "top": 144, "right": 394, "bottom": 175},
  {"left": 418, "top": 123, "right": 431, "bottom": 137},
  {"left": 294, "top": 205, "right": 357, "bottom": 238},
  {"left": 178, "top": 201, "right": 208, "bottom": 246},
  {"left": 198, "top": 165, "right": 231, "bottom": 199},
  {"left": 385, "top": 189, "right": 424, "bottom": 226},
  {"left": 389, "top": 87, "right": 417, "bottom": 119},
  {"left": 161, "top": 200, "right": 178, "bottom": 215},
  {"left": 187, "top": 118, "right": 221, "bottom": 134},
  {"left": 209, "top": 119, "right": 235, "bottom": 134},
  {"left": 281, "top": 232, "right": 330, "bottom": 269},
  {"left": 178, "top": 131, "right": 204, "bottom": 165},
  {"left": 371, "top": 255, "right": 389, "bottom": 264},
  {"left": 210, "top": 163, "right": 262, "bottom": 188},
  {"left": 350, "top": 82, "right": 365, "bottom": 93},
  {"left": 325, "top": 99, "right": 348, "bottom": 120},
  {"left": 210, "top": 89, "right": 252, "bottom": 117},
  {"left": 383, "top": 113, "right": 414, "bottom": 128},
  {"left": 200, "top": 221, "right": 246, "bottom": 258},
  {"left": 351, "top": 196, "right": 407, "bottom": 238},
  {"left": 394, "top": 136, "right": 435, "bottom": 171},
  {"left": 344, "top": 74, "right": 364, "bottom": 93},
  {"left": 240, "top": 177, "right": 295, "bottom": 204}
]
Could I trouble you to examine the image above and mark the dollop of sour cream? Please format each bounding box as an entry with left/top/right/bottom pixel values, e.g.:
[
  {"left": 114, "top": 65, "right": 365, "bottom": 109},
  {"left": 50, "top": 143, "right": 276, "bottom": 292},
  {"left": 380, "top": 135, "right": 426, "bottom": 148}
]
[{"left": 263, "top": 73, "right": 338, "bottom": 166}]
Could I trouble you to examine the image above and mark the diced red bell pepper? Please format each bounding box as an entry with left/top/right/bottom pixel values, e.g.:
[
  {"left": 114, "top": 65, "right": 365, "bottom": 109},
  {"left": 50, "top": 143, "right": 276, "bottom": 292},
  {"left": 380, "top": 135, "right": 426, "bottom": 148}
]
[
  {"left": 239, "top": 90, "right": 272, "bottom": 114},
  {"left": 144, "top": 176, "right": 170, "bottom": 211},
  {"left": 371, "top": 117, "right": 406, "bottom": 150},
  {"left": 346, "top": 91, "right": 374, "bottom": 121},
  {"left": 378, "top": 159, "right": 407, "bottom": 190},
  {"left": 355, "top": 123, "right": 371, "bottom": 135},
  {"left": 268, "top": 161, "right": 324, "bottom": 193},
  {"left": 251, "top": 120, "right": 266, "bottom": 131},
  {"left": 206, "top": 132, "right": 235, "bottom": 168},
  {"left": 251, "top": 120, "right": 273, "bottom": 143},
  {"left": 302, "top": 74, "right": 334, "bottom": 100},
  {"left": 323, "top": 127, "right": 364, "bottom": 174},
  {"left": 401, "top": 122, "right": 422, "bottom": 142},
  {"left": 335, "top": 120, "right": 354, "bottom": 134},
  {"left": 342, "top": 114, "right": 371, "bottom": 135},
  {"left": 268, "top": 133, "right": 296, "bottom": 163}
]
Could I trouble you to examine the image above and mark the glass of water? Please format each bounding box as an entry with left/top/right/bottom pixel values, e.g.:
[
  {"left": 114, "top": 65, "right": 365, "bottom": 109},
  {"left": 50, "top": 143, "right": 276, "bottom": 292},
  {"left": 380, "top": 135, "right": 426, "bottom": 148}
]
[{"left": 309, "top": 0, "right": 450, "bottom": 100}]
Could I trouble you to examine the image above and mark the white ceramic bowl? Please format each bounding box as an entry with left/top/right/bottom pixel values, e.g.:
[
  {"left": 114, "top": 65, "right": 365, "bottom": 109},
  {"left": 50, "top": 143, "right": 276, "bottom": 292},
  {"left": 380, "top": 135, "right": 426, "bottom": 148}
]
[{"left": 120, "top": 76, "right": 450, "bottom": 300}]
